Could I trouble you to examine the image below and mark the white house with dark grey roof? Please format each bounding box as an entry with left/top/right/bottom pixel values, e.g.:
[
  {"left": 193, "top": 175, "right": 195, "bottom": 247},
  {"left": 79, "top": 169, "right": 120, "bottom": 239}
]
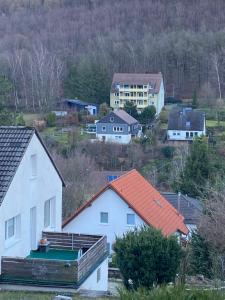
[
  {"left": 0, "top": 126, "right": 64, "bottom": 272},
  {"left": 96, "top": 109, "right": 141, "bottom": 144},
  {"left": 167, "top": 107, "right": 206, "bottom": 141}
]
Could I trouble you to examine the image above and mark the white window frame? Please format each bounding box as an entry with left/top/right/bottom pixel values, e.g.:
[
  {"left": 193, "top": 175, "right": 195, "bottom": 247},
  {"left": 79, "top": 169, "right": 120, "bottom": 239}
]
[
  {"left": 44, "top": 197, "right": 56, "bottom": 229},
  {"left": 5, "top": 215, "right": 21, "bottom": 247},
  {"left": 30, "top": 154, "right": 37, "bottom": 178},
  {"left": 100, "top": 212, "right": 108, "bottom": 224},
  {"left": 127, "top": 213, "right": 135, "bottom": 226},
  {"left": 97, "top": 267, "right": 101, "bottom": 283},
  {"left": 102, "top": 126, "right": 106, "bottom": 131}
]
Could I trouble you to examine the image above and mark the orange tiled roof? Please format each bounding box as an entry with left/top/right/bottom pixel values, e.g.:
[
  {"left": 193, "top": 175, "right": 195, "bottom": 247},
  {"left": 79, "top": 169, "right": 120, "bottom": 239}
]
[{"left": 63, "top": 169, "right": 188, "bottom": 235}]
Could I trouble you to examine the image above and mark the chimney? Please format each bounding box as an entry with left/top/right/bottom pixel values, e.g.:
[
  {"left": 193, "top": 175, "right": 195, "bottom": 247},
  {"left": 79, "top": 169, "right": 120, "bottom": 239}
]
[{"left": 178, "top": 192, "right": 181, "bottom": 212}]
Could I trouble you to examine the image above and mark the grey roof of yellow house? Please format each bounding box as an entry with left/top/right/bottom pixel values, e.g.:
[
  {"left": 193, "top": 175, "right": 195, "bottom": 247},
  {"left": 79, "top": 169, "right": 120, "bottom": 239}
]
[
  {"left": 168, "top": 107, "right": 205, "bottom": 131},
  {"left": 0, "top": 126, "right": 65, "bottom": 205},
  {"left": 111, "top": 73, "right": 163, "bottom": 93}
]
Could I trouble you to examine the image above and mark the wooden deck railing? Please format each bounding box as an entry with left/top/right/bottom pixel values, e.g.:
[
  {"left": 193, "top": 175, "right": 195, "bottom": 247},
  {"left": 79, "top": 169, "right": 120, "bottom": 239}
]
[
  {"left": 77, "top": 235, "right": 107, "bottom": 282},
  {"left": 42, "top": 231, "right": 102, "bottom": 250}
]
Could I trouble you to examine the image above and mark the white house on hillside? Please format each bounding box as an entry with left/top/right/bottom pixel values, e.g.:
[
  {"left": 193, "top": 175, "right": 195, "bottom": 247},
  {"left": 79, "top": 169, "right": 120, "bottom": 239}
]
[
  {"left": 63, "top": 170, "right": 188, "bottom": 252},
  {"left": 0, "top": 126, "right": 108, "bottom": 292},
  {"left": 167, "top": 107, "right": 206, "bottom": 141},
  {"left": 0, "top": 126, "right": 64, "bottom": 271}
]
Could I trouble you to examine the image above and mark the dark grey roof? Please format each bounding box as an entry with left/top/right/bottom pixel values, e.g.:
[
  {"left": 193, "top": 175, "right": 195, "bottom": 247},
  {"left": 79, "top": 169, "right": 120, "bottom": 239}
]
[
  {"left": 63, "top": 99, "right": 97, "bottom": 107},
  {"left": 111, "top": 73, "right": 163, "bottom": 93},
  {"left": 98, "top": 110, "right": 138, "bottom": 125},
  {"left": 0, "top": 126, "right": 65, "bottom": 206},
  {"left": 168, "top": 108, "right": 205, "bottom": 131},
  {"left": 161, "top": 192, "right": 202, "bottom": 225}
]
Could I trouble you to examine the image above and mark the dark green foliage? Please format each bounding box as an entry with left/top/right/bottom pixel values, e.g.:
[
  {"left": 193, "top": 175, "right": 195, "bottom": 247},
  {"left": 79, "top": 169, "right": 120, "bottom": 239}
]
[
  {"left": 114, "top": 226, "right": 181, "bottom": 290},
  {"left": 64, "top": 60, "right": 110, "bottom": 104},
  {"left": 189, "top": 231, "right": 213, "bottom": 278},
  {"left": 192, "top": 90, "right": 198, "bottom": 108},
  {"left": 45, "top": 112, "right": 56, "bottom": 127},
  {"left": 139, "top": 106, "right": 156, "bottom": 124},
  {"left": 175, "top": 137, "right": 225, "bottom": 197},
  {"left": 119, "top": 286, "right": 225, "bottom": 300},
  {"left": 0, "top": 75, "right": 12, "bottom": 109},
  {"left": 15, "top": 113, "right": 25, "bottom": 126},
  {"left": 0, "top": 110, "right": 14, "bottom": 125},
  {"left": 123, "top": 101, "right": 139, "bottom": 120},
  {"left": 161, "top": 146, "right": 175, "bottom": 158}
]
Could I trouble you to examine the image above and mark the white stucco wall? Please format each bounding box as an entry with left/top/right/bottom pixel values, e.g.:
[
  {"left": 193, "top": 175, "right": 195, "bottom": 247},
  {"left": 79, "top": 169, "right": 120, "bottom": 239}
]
[
  {"left": 63, "top": 189, "right": 145, "bottom": 252},
  {"left": 167, "top": 130, "right": 205, "bottom": 141},
  {"left": 157, "top": 80, "right": 165, "bottom": 115},
  {"left": 0, "top": 134, "right": 62, "bottom": 272},
  {"left": 78, "top": 258, "right": 108, "bottom": 292},
  {"left": 96, "top": 133, "right": 131, "bottom": 144}
]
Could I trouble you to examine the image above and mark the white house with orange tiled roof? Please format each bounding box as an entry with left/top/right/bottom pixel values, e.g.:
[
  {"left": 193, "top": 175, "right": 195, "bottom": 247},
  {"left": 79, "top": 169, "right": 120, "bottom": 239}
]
[{"left": 63, "top": 170, "right": 188, "bottom": 252}]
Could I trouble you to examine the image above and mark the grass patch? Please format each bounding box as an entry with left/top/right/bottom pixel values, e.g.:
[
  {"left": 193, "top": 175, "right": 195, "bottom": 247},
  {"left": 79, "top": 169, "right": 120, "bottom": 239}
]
[
  {"left": 23, "top": 113, "right": 41, "bottom": 126},
  {"left": 0, "top": 291, "right": 113, "bottom": 300},
  {"left": 206, "top": 120, "right": 225, "bottom": 128},
  {"left": 119, "top": 286, "right": 225, "bottom": 300}
]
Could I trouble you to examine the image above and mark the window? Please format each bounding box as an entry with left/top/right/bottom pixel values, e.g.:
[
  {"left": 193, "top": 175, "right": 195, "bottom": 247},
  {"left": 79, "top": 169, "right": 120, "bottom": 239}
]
[
  {"left": 195, "top": 132, "right": 198, "bottom": 136},
  {"left": 177, "top": 132, "right": 180, "bottom": 135},
  {"left": 44, "top": 199, "right": 51, "bottom": 228},
  {"left": 114, "top": 100, "right": 119, "bottom": 105},
  {"left": 31, "top": 154, "right": 37, "bottom": 177},
  {"left": 137, "top": 85, "right": 143, "bottom": 89},
  {"left": 110, "top": 117, "right": 114, "bottom": 122},
  {"left": 173, "top": 132, "right": 176, "bottom": 136},
  {"left": 102, "top": 126, "right": 106, "bottom": 131},
  {"left": 100, "top": 212, "right": 108, "bottom": 224},
  {"left": 124, "top": 84, "right": 129, "bottom": 89},
  {"left": 5, "top": 215, "right": 21, "bottom": 241},
  {"left": 125, "top": 92, "right": 129, "bottom": 97},
  {"left": 120, "top": 127, "right": 123, "bottom": 132},
  {"left": 127, "top": 213, "right": 135, "bottom": 225},
  {"left": 190, "top": 132, "right": 193, "bottom": 137},
  {"left": 115, "top": 92, "right": 119, "bottom": 96},
  {"left": 115, "top": 136, "right": 122, "bottom": 140},
  {"left": 97, "top": 267, "right": 101, "bottom": 282},
  {"left": 144, "top": 85, "right": 147, "bottom": 89},
  {"left": 44, "top": 198, "right": 56, "bottom": 228},
  {"left": 186, "top": 132, "right": 189, "bottom": 138}
]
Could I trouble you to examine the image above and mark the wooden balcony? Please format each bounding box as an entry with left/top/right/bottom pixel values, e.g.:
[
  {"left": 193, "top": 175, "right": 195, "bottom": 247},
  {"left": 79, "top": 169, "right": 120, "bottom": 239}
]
[{"left": 0, "top": 232, "right": 108, "bottom": 288}]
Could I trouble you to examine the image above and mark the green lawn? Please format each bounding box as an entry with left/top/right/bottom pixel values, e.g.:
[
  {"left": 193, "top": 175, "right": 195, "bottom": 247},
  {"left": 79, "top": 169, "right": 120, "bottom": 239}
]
[
  {"left": 23, "top": 113, "right": 42, "bottom": 126},
  {"left": 0, "top": 291, "right": 113, "bottom": 300},
  {"left": 206, "top": 120, "right": 225, "bottom": 127}
]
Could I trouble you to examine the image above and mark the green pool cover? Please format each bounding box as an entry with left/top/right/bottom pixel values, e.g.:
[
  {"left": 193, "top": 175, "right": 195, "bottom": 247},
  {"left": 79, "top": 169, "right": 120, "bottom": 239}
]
[{"left": 27, "top": 249, "right": 78, "bottom": 261}]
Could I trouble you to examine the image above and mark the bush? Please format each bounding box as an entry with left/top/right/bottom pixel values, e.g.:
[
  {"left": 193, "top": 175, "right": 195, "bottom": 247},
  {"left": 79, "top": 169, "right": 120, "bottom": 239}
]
[
  {"left": 161, "top": 146, "right": 175, "bottom": 158},
  {"left": 45, "top": 112, "right": 56, "bottom": 127},
  {"left": 119, "top": 286, "right": 225, "bottom": 300},
  {"left": 159, "top": 110, "right": 168, "bottom": 123},
  {"left": 114, "top": 226, "right": 182, "bottom": 290}
]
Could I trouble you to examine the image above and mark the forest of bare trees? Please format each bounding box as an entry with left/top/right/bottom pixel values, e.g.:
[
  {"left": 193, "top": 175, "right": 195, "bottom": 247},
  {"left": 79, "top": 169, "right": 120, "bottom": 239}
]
[{"left": 1, "top": 0, "right": 225, "bottom": 110}]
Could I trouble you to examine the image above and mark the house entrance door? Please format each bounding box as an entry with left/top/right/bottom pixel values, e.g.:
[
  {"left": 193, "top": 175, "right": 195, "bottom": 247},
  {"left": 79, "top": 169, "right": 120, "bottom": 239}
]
[{"left": 30, "top": 206, "right": 37, "bottom": 250}]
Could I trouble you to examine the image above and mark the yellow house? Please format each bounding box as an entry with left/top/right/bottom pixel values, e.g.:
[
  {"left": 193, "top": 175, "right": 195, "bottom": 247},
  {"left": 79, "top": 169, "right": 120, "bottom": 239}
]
[{"left": 110, "top": 73, "right": 164, "bottom": 115}]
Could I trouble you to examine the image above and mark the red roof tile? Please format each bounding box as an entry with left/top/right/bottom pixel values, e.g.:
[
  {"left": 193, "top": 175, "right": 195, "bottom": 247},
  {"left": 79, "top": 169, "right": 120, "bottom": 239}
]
[{"left": 63, "top": 169, "right": 188, "bottom": 236}]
